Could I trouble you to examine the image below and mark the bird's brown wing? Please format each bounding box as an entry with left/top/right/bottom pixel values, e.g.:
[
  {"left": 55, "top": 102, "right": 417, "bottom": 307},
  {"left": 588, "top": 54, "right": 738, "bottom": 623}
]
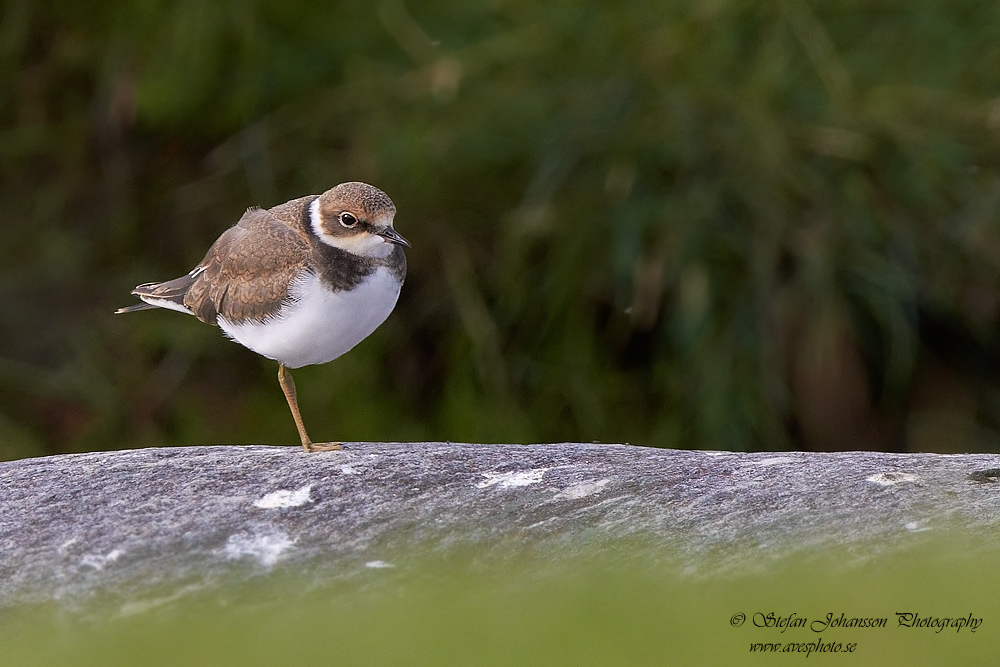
[{"left": 183, "top": 207, "right": 311, "bottom": 325}]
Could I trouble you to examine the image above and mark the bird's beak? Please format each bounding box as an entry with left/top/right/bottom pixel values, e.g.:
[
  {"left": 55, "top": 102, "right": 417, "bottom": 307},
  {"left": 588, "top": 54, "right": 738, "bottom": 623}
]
[{"left": 378, "top": 227, "right": 411, "bottom": 248}]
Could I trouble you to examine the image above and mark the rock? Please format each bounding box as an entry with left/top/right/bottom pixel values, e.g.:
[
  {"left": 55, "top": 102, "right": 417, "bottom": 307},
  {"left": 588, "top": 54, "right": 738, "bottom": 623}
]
[{"left": 1, "top": 443, "right": 999, "bottom": 609}]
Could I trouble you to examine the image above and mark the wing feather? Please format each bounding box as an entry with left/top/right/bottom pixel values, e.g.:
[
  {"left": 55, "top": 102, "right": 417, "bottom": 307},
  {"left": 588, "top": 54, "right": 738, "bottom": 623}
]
[{"left": 183, "top": 207, "right": 311, "bottom": 325}]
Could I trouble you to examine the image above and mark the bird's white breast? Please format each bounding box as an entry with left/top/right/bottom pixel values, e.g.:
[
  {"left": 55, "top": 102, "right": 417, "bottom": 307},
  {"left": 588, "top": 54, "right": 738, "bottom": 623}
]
[{"left": 218, "top": 267, "right": 402, "bottom": 369}]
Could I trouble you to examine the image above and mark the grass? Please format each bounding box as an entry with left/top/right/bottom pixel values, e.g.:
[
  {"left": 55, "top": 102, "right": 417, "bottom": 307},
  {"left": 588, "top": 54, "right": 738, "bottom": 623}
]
[{"left": 3, "top": 537, "right": 996, "bottom": 666}]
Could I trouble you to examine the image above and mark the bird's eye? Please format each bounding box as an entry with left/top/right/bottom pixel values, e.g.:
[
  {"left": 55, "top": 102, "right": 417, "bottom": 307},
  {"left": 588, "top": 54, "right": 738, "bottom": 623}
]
[{"left": 339, "top": 212, "right": 358, "bottom": 228}]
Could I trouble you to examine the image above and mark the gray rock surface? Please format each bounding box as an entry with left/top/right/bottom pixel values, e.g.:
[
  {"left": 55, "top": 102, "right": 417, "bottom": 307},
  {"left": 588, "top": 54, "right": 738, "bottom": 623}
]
[{"left": 2, "top": 443, "right": 1000, "bottom": 609}]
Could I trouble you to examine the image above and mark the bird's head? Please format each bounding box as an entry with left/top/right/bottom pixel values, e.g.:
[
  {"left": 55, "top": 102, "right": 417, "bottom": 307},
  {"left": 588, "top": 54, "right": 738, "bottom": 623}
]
[{"left": 309, "top": 182, "right": 409, "bottom": 257}]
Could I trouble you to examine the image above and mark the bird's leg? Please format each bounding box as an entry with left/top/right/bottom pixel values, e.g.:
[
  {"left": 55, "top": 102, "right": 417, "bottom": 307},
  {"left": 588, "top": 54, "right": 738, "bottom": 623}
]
[
  {"left": 277, "top": 363, "right": 312, "bottom": 450},
  {"left": 277, "top": 363, "right": 341, "bottom": 452}
]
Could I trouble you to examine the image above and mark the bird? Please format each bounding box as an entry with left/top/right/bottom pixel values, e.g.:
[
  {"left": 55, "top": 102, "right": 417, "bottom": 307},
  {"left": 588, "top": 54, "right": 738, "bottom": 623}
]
[{"left": 116, "top": 181, "right": 409, "bottom": 452}]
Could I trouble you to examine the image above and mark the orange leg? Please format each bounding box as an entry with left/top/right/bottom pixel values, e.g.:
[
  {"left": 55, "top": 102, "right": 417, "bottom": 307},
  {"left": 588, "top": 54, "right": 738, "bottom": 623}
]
[{"left": 277, "top": 363, "right": 342, "bottom": 452}]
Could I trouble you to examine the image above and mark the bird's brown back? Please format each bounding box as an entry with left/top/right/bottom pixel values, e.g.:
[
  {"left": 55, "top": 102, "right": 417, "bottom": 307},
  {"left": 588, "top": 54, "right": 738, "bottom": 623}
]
[{"left": 184, "top": 207, "right": 312, "bottom": 325}]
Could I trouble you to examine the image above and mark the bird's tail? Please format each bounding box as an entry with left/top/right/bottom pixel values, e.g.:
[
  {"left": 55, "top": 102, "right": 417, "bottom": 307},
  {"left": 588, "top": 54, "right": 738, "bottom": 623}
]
[
  {"left": 114, "top": 302, "right": 159, "bottom": 314},
  {"left": 115, "top": 273, "right": 198, "bottom": 316}
]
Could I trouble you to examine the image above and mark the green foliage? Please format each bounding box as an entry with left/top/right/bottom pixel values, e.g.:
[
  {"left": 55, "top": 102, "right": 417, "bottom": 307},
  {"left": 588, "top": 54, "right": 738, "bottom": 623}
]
[{"left": 2, "top": 0, "right": 1000, "bottom": 457}]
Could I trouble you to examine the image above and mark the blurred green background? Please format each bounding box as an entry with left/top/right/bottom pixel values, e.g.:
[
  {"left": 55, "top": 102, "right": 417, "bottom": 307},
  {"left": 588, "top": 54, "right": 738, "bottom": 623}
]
[{"left": 2, "top": 0, "right": 1000, "bottom": 459}]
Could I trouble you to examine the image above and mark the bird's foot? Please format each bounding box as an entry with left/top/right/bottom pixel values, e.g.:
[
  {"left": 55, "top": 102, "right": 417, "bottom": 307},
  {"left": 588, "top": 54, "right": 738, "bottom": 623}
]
[{"left": 302, "top": 441, "right": 343, "bottom": 452}]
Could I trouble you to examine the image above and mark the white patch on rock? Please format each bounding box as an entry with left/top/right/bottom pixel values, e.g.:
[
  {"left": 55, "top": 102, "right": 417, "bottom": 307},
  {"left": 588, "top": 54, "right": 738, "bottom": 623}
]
[
  {"left": 340, "top": 465, "right": 358, "bottom": 475},
  {"left": 365, "top": 560, "right": 394, "bottom": 569},
  {"left": 552, "top": 479, "right": 610, "bottom": 500},
  {"left": 80, "top": 548, "right": 124, "bottom": 571},
  {"left": 867, "top": 472, "right": 918, "bottom": 486},
  {"left": 254, "top": 484, "right": 313, "bottom": 509},
  {"left": 748, "top": 456, "right": 797, "bottom": 466},
  {"left": 905, "top": 521, "right": 931, "bottom": 533},
  {"left": 475, "top": 468, "right": 550, "bottom": 489},
  {"left": 223, "top": 531, "right": 294, "bottom": 567}
]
